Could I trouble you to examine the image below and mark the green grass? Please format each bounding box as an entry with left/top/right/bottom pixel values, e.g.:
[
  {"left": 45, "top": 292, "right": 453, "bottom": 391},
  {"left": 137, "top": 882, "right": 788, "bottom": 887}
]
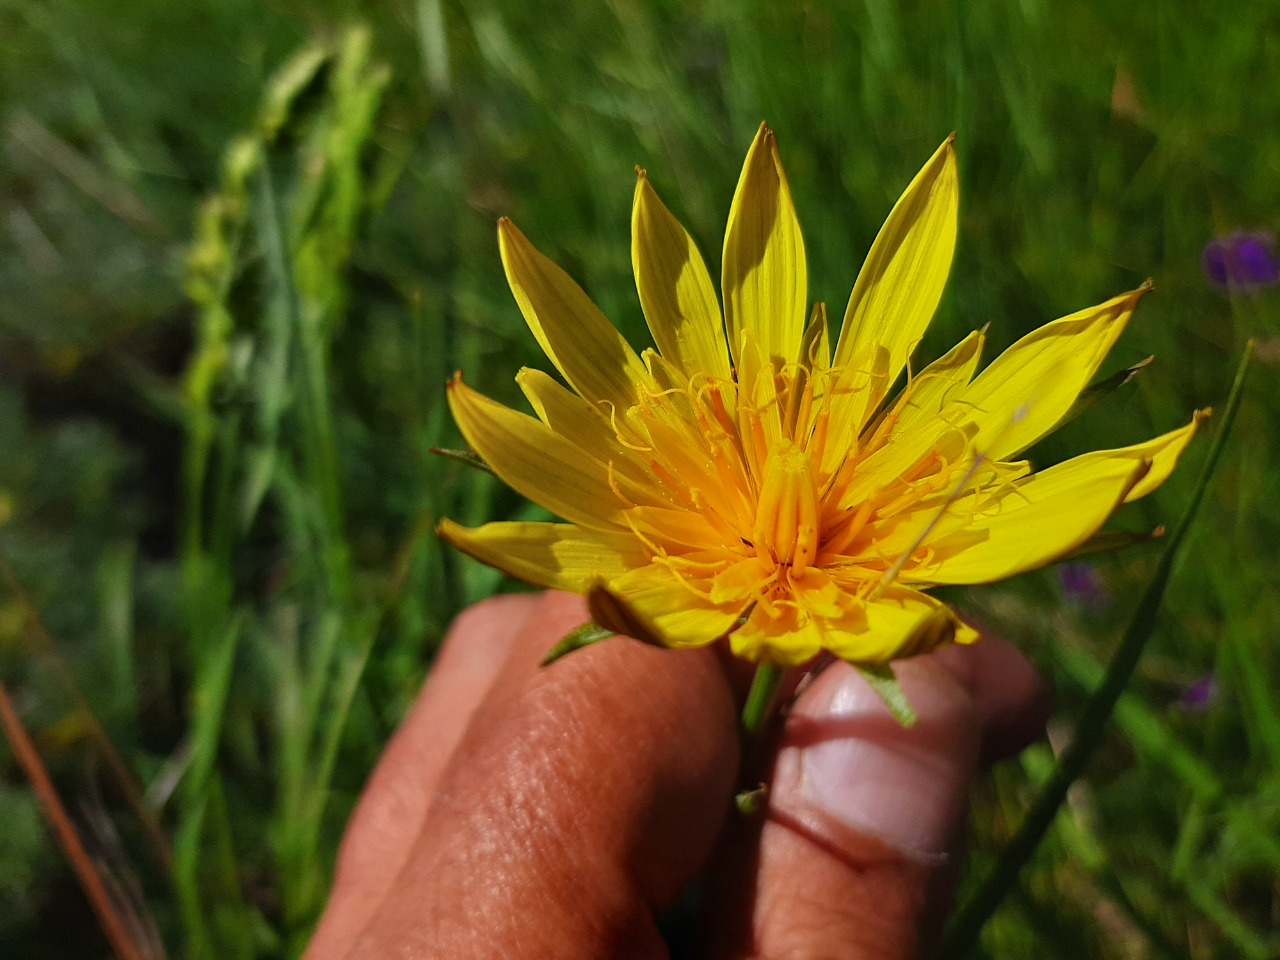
[{"left": 2, "top": 1, "right": 1277, "bottom": 957}]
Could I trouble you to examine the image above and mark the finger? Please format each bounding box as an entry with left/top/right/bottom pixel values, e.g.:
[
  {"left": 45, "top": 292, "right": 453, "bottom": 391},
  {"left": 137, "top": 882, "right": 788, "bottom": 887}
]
[
  {"left": 306, "top": 592, "right": 544, "bottom": 959},
  {"left": 344, "top": 592, "right": 742, "bottom": 959},
  {"left": 707, "top": 638, "right": 1047, "bottom": 960},
  {"left": 932, "top": 635, "right": 1051, "bottom": 762}
]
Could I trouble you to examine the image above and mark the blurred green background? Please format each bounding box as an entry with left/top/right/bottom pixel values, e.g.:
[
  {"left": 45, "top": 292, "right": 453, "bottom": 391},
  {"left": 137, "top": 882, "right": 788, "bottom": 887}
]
[{"left": 1, "top": 0, "right": 1276, "bottom": 957}]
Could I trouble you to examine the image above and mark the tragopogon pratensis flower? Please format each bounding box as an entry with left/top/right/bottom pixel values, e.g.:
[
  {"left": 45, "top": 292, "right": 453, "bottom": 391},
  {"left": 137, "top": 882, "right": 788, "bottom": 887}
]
[{"left": 440, "top": 124, "right": 1201, "bottom": 667}]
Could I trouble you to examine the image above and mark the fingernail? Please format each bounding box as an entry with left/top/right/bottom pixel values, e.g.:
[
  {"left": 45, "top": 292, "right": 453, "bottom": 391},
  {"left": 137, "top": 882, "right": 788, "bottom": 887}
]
[{"left": 771, "top": 661, "right": 980, "bottom": 862}]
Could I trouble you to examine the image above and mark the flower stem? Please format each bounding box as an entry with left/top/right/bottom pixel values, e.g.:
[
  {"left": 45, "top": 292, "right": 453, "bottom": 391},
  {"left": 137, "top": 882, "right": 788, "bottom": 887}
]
[
  {"left": 735, "top": 662, "right": 787, "bottom": 815},
  {"left": 741, "top": 661, "right": 786, "bottom": 740}
]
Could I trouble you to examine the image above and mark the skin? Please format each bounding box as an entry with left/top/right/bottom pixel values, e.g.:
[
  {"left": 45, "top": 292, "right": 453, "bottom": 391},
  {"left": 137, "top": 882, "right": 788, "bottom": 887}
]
[{"left": 304, "top": 591, "right": 1048, "bottom": 960}]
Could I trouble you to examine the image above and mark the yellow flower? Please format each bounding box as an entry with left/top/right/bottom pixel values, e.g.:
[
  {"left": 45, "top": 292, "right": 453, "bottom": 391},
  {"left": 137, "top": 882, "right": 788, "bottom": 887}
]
[{"left": 440, "top": 124, "right": 1201, "bottom": 667}]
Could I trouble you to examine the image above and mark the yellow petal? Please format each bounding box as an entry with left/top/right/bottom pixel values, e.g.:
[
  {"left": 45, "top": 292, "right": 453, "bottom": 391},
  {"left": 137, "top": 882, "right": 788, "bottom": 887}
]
[
  {"left": 956, "top": 284, "right": 1150, "bottom": 460},
  {"left": 595, "top": 567, "right": 743, "bottom": 649},
  {"left": 826, "top": 588, "right": 972, "bottom": 664},
  {"left": 812, "top": 361, "right": 886, "bottom": 484},
  {"left": 832, "top": 427, "right": 964, "bottom": 519},
  {"left": 1119, "top": 410, "right": 1208, "bottom": 502},
  {"left": 832, "top": 330, "right": 986, "bottom": 508},
  {"left": 730, "top": 600, "right": 825, "bottom": 666},
  {"left": 885, "top": 328, "right": 984, "bottom": 434},
  {"left": 447, "top": 376, "right": 629, "bottom": 531},
  {"left": 831, "top": 136, "right": 960, "bottom": 425},
  {"left": 900, "top": 455, "right": 1147, "bottom": 585},
  {"left": 632, "top": 170, "right": 731, "bottom": 380},
  {"left": 438, "top": 519, "right": 648, "bottom": 591},
  {"left": 738, "top": 333, "right": 783, "bottom": 468},
  {"left": 499, "top": 218, "right": 650, "bottom": 411},
  {"left": 641, "top": 347, "right": 691, "bottom": 393},
  {"left": 709, "top": 555, "right": 774, "bottom": 605},
  {"left": 626, "top": 505, "right": 726, "bottom": 551},
  {"left": 800, "top": 301, "right": 831, "bottom": 372},
  {"left": 728, "top": 584, "right": 972, "bottom": 666},
  {"left": 790, "top": 568, "right": 846, "bottom": 618},
  {"left": 515, "top": 367, "right": 655, "bottom": 490},
  {"left": 722, "top": 123, "right": 807, "bottom": 367}
]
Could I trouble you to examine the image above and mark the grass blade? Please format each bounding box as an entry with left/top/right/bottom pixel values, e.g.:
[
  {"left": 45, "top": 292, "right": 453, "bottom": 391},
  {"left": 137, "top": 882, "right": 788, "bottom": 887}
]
[
  {"left": 1, "top": 685, "right": 155, "bottom": 960},
  {"left": 1, "top": 557, "right": 171, "bottom": 872},
  {"left": 935, "top": 342, "right": 1254, "bottom": 958}
]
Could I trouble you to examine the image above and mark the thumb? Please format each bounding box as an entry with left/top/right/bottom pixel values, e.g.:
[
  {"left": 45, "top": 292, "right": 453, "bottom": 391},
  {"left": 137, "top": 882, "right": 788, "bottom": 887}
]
[{"left": 704, "top": 638, "right": 1047, "bottom": 960}]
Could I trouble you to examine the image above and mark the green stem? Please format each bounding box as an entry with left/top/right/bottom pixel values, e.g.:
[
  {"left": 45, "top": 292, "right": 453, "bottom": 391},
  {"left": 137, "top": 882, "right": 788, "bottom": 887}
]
[
  {"left": 935, "top": 342, "right": 1253, "bottom": 958},
  {"left": 735, "top": 661, "right": 787, "bottom": 815},
  {"left": 742, "top": 662, "right": 786, "bottom": 740}
]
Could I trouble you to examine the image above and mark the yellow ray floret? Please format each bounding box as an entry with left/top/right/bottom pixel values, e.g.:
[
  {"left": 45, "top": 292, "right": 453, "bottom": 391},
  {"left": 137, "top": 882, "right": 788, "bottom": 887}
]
[
  {"left": 441, "top": 124, "right": 1200, "bottom": 666},
  {"left": 722, "top": 123, "right": 807, "bottom": 369}
]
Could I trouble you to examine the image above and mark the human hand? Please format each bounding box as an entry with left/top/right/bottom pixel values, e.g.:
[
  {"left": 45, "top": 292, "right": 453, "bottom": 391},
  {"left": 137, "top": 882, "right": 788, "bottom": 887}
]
[{"left": 304, "top": 591, "right": 1047, "bottom": 959}]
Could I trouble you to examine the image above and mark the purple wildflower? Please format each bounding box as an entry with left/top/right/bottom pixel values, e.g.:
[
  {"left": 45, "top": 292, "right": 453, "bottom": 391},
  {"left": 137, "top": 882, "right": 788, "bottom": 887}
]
[
  {"left": 1176, "top": 674, "right": 1219, "bottom": 713},
  {"left": 1203, "top": 231, "right": 1280, "bottom": 290},
  {"left": 1058, "top": 562, "right": 1108, "bottom": 612}
]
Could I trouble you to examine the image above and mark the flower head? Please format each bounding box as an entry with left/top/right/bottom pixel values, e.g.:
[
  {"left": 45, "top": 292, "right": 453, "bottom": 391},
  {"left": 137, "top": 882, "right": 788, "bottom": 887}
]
[
  {"left": 1202, "top": 231, "right": 1280, "bottom": 291},
  {"left": 1058, "top": 562, "right": 1109, "bottom": 613},
  {"left": 1176, "top": 674, "right": 1220, "bottom": 713},
  {"left": 441, "top": 124, "right": 1201, "bottom": 667}
]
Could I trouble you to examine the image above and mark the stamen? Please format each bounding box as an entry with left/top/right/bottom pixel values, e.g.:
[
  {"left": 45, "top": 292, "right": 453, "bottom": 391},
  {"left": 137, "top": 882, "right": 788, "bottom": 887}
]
[
  {"left": 606, "top": 400, "right": 654, "bottom": 453},
  {"left": 621, "top": 510, "right": 666, "bottom": 557},
  {"left": 821, "top": 497, "right": 876, "bottom": 557},
  {"left": 752, "top": 443, "right": 820, "bottom": 576},
  {"left": 871, "top": 451, "right": 988, "bottom": 600},
  {"left": 650, "top": 555, "right": 717, "bottom": 599},
  {"left": 605, "top": 462, "right": 639, "bottom": 509}
]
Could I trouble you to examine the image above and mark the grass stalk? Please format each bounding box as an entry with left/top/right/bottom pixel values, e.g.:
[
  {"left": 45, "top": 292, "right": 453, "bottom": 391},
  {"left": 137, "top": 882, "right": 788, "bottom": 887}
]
[
  {"left": 936, "top": 342, "right": 1254, "bottom": 957},
  {"left": 0, "top": 685, "right": 152, "bottom": 960}
]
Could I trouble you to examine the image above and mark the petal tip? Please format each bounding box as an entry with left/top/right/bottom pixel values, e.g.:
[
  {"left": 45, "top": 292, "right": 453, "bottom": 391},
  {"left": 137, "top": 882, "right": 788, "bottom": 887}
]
[
  {"left": 751, "top": 121, "right": 778, "bottom": 155},
  {"left": 1115, "top": 280, "right": 1154, "bottom": 314},
  {"left": 497, "top": 217, "right": 526, "bottom": 246},
  {"left": 1126, "top": 458, "right": 1154, "bottom": 495},
  {"left": 587, "top": 580, "right": 668, "bottom": 648},
  {"left": 497, "top": 217, "right": 519, "bottom": 252}
]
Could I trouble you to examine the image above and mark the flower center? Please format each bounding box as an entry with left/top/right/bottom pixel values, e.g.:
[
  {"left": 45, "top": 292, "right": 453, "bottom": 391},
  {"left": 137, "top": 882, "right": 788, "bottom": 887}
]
[{"left": 752, "top": 441, "right": 820, "bottom": 576}]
